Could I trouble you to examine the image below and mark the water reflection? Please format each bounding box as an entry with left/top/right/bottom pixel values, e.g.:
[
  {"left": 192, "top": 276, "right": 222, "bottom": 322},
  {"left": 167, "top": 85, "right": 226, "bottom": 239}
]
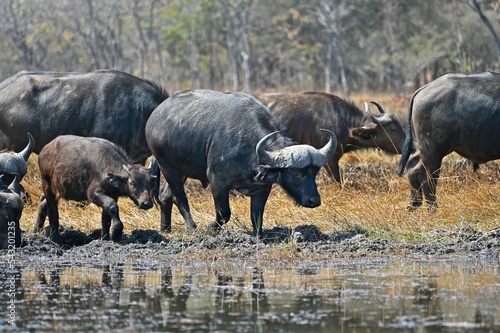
[{"left": 0, "top": 260, "right": 498, "bottom": 332}]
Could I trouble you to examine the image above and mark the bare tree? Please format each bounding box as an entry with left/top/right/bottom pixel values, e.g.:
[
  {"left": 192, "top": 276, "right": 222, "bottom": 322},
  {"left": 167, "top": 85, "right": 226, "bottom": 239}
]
[
  {"left": 127, "top": 0, "right": 166, "bottom": 80},
  {"left": 1, "top": 0, "right": 500, "bottom": 92},
  {"left": 221, "top": 0, "right": 254, "bottom": 92},
  {"left": 46, "top": 0, "right": 126, "bottom": 70},
  {"left": 0, "top": 0, "right": 49, "bottom": 69},
  {"left": 468, "top": 0, "right": 500, "bottom": 63},
  {"left": 382, "top": 1, "right": 401, "bottom": 92},
  {"left": 311, "top": 0, "right": 351, "bottom": 94}
]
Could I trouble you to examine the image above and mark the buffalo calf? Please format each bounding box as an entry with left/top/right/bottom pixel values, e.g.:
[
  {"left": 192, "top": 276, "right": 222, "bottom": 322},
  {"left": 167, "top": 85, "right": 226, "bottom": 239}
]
[{"left": 35, "top": 135, "right": 156, "bottom": 244}]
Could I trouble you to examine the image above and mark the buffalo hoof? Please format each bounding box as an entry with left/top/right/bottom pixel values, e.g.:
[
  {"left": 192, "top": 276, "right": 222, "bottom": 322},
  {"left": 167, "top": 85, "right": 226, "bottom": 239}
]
[
  {"left": 407, "top": 200, "right": 423, "bottom": 212},
  {"left": 160, "top": 223, "right": 172, "bottom": 233},
  {"left": 253, "top": 230, "right": 264, "bottom": 239},
  {"left": 186, "top": 224, "right": 198, "bottom": 234},
  {"left": 407, "top": 205, "right": 419, "bottom": 212},
  {"left": 426, "top": 202, "right": 438, "bottom": 213},
  {"left": 185, "top": 220, "right": 198, "bottom": 234},
  {"left": 111, "top": 223, "right": 124, "bottom": 242},
  {"left": 207, "top": 221, "right": 222, "bottom": 232},
  {"left": 205, "top": 222, "right": 222, "bottom": 235},
  {"left": 49, "top": 231, "right": 63, "bottom": 246},
  {"left": 111, "top": 234, "right": 122, "bottom": 242}
]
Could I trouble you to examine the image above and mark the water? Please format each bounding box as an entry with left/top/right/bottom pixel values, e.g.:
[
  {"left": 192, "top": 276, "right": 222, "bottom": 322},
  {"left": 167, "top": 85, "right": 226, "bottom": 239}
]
[{"left": 1, "top": 258, "right": 499, "bottom": 332}]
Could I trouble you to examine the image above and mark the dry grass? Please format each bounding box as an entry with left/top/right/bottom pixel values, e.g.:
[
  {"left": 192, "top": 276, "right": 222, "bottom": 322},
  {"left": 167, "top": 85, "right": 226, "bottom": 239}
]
[{"left": 17, "top": 93, "right": 500, "bottom": 243}]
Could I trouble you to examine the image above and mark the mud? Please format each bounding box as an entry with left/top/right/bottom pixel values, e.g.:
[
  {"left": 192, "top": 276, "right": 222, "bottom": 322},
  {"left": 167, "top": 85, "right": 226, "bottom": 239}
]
[{"left": 6, "top": 223, "right": 500, "bottom": 266}]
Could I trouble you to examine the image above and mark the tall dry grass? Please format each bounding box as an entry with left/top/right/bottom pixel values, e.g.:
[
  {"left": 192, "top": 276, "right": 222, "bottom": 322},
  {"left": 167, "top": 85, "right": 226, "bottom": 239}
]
[{"left": 17, "top": 93, "right": 500, "bottom": 243}]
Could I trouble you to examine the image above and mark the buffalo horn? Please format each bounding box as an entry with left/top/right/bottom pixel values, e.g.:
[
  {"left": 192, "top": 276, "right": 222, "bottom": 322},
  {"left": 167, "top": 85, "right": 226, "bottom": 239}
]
[
  {"left": 370, "top": 101, "right": 386, "bottom": 114},
  {"left": 317, "top": 129, "right": 337, "bottom": 163},
  {"left": 7, "top": 174, "right": 20, "bottom": 194},
  {"left": 256, "top": 129, "right": 337, "bottom": 168},
  {"left": 365, "top": 101, "right": 390, "bottom": 125},
  {"left": 18, "top": 133, "right": 34, "bottom": 162},
  {"left": 256, "top": 131, "right": 281, "bottom": 167}
]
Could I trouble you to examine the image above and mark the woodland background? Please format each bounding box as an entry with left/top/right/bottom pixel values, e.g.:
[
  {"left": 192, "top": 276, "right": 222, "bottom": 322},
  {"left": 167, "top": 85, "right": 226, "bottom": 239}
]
[{"left": 1, "top": 0, "right": 500, "bottom": 96}]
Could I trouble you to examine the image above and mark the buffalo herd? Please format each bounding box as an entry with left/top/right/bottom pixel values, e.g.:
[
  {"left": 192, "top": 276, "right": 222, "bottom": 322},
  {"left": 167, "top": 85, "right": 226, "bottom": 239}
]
[{"left": 0, "top": 69, "right": 498, "bottom": 248}]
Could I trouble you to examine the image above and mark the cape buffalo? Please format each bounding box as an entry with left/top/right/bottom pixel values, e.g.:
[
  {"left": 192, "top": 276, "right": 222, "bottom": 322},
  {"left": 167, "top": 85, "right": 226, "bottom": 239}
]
[
  {"left": 0, "top": 174, "right": 23, "bottom": 249},
  {"left": 398, "top": 71, "right": 500, "bottom": 209},
  {"left": 254, "top": 92, "right": 406, "bottom": 182},
  {"left": 35, "top": 135, "right": 156, "bottom": 245},
  {"left": 146, "top": 89, "right": 336, "bottom": 237},
  {"left": 0, "top": 70, "right": 168, "bottom": 164},
  {"left": 0, "top": 133, "right": 34, "bottom": 182},
  {"left": 0, "top": 133, "right": 34, "bottom": 201}
]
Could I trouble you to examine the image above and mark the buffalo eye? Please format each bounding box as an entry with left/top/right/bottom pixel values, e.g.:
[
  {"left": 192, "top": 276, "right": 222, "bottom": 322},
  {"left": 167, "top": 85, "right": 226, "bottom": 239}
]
[
  {"left": 388, "top": 126, "right": 399, "bottom": 133},
  {"left": 288, "top": 168, "right": 303, "bottom": 179}
]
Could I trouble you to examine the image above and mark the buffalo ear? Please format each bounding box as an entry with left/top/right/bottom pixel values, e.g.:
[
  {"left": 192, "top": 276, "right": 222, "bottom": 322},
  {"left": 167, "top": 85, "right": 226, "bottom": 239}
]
[
  {"left": 254, "top": 165, "right": 280, "bottom": 183},
  {"left": 350, "top": 125, "right": 376, "bottom": 140},
  {"left": 106, "top": 173, "right": 126, "bottom": 189}
]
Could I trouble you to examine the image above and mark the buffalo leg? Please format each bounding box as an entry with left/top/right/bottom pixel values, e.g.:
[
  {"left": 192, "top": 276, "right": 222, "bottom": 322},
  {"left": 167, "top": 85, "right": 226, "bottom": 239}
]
[
  {"left": 160, "top": 200, "right": 174, "bottom": 233},
  {"left": 407, "top": 154, "right": 423, "bottom": 209},
  {"left": 420, "top": 155, "right": 443, "bottom": 211},
  {"left": 91, "top": 191, "right": 123, "bottom": 241},
  {"left": 250, "top": 188, "right": 271, "bottom": 237},
  {"left": 45, "top": 193, "right": 62, "bottom": 245},
  {"left": 208, "top": 187, "right": 231, "bottom": 231},
  {"left": 158, "top": 182, "right": 174, "bottom": 232},
  {"left": 101, "top": 211, "right": 112, "bottom": 241},
  {"left": 35, "top": 195, "right": 48, "bottom": 232},
  {"left": 171, "top": 189, "right": 197, "bottom": 233},
  {"left": 162, "top": 169, "right": 197, "bottom": 234}
]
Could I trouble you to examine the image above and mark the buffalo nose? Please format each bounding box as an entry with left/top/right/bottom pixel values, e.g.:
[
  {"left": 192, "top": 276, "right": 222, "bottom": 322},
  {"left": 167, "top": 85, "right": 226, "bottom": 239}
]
[
  {"left": 307, "top": 196, "right": 321, "bottom": 208},
  {"left": 140, "top": 200, "right": 154, "bottom": 210}
]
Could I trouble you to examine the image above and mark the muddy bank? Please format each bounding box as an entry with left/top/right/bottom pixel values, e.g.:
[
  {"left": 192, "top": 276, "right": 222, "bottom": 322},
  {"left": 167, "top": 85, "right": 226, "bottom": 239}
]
[{"left": 5, "top": 223, "right": 500, "bottom": 266}]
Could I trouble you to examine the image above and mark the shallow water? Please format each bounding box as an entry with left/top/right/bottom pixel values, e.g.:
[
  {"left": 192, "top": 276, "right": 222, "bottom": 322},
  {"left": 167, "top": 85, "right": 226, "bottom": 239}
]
[{"left": 1, "top": 258, "right": 499, "bottom": 332}]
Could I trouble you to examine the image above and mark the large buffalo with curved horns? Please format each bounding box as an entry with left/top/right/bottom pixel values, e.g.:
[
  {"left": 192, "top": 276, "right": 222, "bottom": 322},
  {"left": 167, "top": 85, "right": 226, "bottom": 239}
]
[
  {"left": 0, "top": 70, "right": 168, "bottom": 164},
  {"left": 254, "top": 92, "right": 406, "bottom": 182},
  {"left": 146, "top": 89, "right": 337, "bottom": 236},
  {"left": 398, "top": 71, "right": 500, "bottom": 209}
]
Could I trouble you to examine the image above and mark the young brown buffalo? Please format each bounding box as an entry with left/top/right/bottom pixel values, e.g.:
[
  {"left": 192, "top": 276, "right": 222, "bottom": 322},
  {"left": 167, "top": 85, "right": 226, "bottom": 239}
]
[{"left": 35, "top": 135, "right": 156, "bottom": 245}]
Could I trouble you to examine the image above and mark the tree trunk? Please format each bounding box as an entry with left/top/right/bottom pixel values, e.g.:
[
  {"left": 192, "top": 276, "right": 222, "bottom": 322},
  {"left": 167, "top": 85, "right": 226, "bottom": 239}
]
[
  {"left": 470, "top": 0, "right": 500, "bottom": 63},
  {"left": 226, "top": 26, "right": 240, "bottom": 91},
  {"left": 325, "top": 36, "right": 333, "bottom": 93},
  {"left": 235, "top": 0, "right": 253, "bottom": 92}
]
